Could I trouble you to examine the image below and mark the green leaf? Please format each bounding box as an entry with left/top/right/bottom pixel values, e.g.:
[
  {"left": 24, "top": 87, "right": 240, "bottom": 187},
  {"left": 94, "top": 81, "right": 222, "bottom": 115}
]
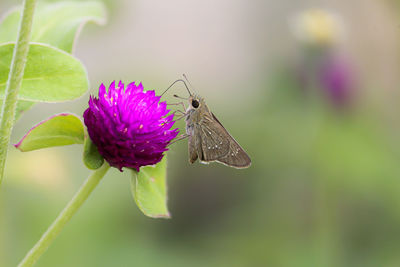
[
  {"left": 130, "top": 157, "right": 170, "bottom": 218},
  {"left": 0, "top": 43, "right": 88, "bottom": 102},
  {"left": 0, "top": 100, "right": 37, "bottom": 123},
  {"left": 0, "top": 98, "right": 35, "bottom": 122},
  {"left": 83, "top": 135, "right": 104, "bottom": 170},
  {"left": 15, "top": 113, "right": 84, "bottom": 152},
  {"left": 0, "top": 1, "right": 106, "bottom": 119},
  {"left": 14, "top": 100, "right": 35, "bottom": 121},
  {"left": 0, "top": 1, "right": 107, "bottom": 53}
]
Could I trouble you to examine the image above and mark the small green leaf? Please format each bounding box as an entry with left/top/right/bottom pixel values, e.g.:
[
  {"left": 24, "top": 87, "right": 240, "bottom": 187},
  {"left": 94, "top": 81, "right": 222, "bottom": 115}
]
[
  {"left": 0, "top": 1, "right": 107, "bottom": 53},
  {"left": 0, "top": 43, "right": 88, "bottom": 102},
  {"left": 130, "top": 157, "right": 170, "bottom": 218},
  {"left": 15, "top": 100, "right": 35, "bottom": 119},
  {"left": 83, "top": 135, "right": 104, "bottom": 170},
  {"left": 0, "top": 100, "right": 38, "bottom": 122},
  {"left": 15, "top": 113, "right": 84, "bottom": 152}
]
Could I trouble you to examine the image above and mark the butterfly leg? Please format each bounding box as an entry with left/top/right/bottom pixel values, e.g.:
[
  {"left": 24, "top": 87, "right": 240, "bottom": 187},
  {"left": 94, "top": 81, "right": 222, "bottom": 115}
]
[
  {"left": 167, "top": 102, "right": 186, "bottom": 113},
  {"left": 170, "top": 111, "right": 188, "bottom": 122},
  {"left": 168, "top": 133, "right": 189, "bottom": 146}
]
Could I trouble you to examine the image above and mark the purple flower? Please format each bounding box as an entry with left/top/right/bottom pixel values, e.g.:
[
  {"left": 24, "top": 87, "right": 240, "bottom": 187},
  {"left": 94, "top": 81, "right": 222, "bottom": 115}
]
[
  {"left": 83, "top": 81, "right": 179, "bottom": 171},
  {"left": 320, "top": 55, "right": 354, "bottom": 107}
]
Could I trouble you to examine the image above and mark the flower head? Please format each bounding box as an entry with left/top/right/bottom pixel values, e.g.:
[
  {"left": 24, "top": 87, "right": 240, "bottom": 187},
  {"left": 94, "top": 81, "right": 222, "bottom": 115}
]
[
  {"left": 290, "top": 8, "right": 344, "bottom": 47},
  {"left": 83, "top": 81, "right": 179, "bottom": 171},
  {"left": 320, "top": 55, "right": 354, "bottom": 107}
]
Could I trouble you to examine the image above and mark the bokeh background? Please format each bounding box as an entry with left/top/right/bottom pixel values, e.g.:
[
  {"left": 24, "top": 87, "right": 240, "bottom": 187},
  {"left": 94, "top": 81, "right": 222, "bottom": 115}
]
[{"left": 1, "top": 0, "right": 400, "bottom": 266}]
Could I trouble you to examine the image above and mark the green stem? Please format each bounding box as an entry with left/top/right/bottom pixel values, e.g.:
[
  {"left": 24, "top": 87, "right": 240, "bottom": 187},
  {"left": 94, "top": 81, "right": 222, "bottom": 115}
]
[
  {"left": 17, "top": 163, "right": 110, "bottom": 267},
  {"left": 0, "top": 0, "right": 37, "bottom": 186},
  {"left": 314, "top": 175, "right": 338, "bottom": 267}
]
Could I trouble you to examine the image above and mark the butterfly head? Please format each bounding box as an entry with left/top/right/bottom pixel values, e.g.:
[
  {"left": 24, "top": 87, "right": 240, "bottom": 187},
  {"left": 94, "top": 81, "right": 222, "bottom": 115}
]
[{"left": 189, "top": 94, "right": 204, "bottom": 110}]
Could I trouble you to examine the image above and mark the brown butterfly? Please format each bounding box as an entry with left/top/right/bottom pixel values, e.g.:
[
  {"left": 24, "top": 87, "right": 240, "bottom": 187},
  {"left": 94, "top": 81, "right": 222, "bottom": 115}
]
[
  {"left": 166, "top": 76, "right": 251, "bottom": 169},
  {"left": 184, "top": 94, "right": 251, "bottom": 168}
]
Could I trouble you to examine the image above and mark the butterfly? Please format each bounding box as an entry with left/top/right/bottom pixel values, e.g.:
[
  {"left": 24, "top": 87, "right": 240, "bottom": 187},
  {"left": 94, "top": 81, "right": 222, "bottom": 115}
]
[
  {"left": 184, "top": 93, "right": 251, "bottom": 168},
  {"left": 165, "top": 76, "right": 251, "bottom": 169}
]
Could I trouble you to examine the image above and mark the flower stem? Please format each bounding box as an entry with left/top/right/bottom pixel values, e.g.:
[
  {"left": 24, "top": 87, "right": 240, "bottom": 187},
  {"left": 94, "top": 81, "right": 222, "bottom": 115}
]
[
  {"left": 0, "top": 0, "right": 37, "bottom": 186},
  {"left": 17, "top": 163, "right": 110, "bottom": 267}
]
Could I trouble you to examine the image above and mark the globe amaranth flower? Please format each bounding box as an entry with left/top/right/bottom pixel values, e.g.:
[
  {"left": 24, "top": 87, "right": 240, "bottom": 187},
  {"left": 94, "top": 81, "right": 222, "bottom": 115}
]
[
  {"left": 83, "top": 81, "right": 179, "bottom": 171},
  {"left": 320, "top": 55, "right": 354, "bottom": 107}
]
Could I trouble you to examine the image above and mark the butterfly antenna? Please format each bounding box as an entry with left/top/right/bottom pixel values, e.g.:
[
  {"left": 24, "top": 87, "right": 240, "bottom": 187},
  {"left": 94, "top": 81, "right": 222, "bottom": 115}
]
[
  {"left": 182, "top": 74, "right": 197, "bottom": 94},
  {"left": 173, "top": 94, "right": 188, "bottom": 100},
  {"left": 142, "top": 78, "right": 192, "bottom": 114},
  {"left": 160, "top": 79, "right": 192, "bottom": 98}
]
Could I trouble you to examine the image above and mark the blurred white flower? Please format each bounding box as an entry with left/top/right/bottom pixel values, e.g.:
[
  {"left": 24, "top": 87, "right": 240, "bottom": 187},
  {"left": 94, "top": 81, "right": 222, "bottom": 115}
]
[{"left": 290, "top": 8, "right": 345, "bottom": 47}]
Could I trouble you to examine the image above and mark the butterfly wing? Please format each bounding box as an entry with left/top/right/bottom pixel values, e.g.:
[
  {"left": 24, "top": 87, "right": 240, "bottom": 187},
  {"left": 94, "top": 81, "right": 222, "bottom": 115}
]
[
  {"left": 197, "top": 112, "right": 251, "bottom": 169},
  {"left": 215, "top": 138, "right": 252, "bottom": 168},
  {"left": 188, "top": 135, "right": 199, "bottom": 164}
]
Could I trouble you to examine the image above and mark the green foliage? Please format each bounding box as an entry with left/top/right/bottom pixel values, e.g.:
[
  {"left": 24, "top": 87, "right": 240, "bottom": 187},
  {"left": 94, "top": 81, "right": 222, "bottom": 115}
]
[
  {"left": 0, "top": 1, "right": 106, "bottom": 53},
  {"left": 15, "top": 113, "right": 84, "bottom": 152},
  {"left": 15, "top": 100, "right": 35, "bottom": 121},
  {"left": 0, "top": 1, "right": 106, "bottom": 119},
  {"left": 311, "top": 116, "right": 400, "bottom": 195},
  {"left": 83, "top": 136, "right": 104, "bottom": 170},
  {"left": 0, "top": 43, "right": 88, "bottom": 102},
  {"left": 130, "top": 157, "right": 170, "bottom": 218}
]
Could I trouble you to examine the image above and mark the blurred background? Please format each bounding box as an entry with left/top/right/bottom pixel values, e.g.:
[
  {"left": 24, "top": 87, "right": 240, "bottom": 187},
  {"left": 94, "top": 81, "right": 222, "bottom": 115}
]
[{"left": 1, "top": 0, "right": 400, "bottom": 266}]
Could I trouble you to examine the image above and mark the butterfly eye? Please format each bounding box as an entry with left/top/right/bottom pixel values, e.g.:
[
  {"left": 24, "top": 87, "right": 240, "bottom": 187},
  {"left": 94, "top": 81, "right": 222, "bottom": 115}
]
[{"left": 192, "top": 99, "right": 199, "bottom": 108}]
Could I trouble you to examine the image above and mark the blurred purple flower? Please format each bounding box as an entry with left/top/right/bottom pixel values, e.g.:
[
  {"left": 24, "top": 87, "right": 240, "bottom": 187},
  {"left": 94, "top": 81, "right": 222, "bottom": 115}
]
[
  {"left": 320, "top": 55, "right": 354, "bottom": 107},
  {"left": 83, "top": 81, "right": 179, "bottom": 171}
]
